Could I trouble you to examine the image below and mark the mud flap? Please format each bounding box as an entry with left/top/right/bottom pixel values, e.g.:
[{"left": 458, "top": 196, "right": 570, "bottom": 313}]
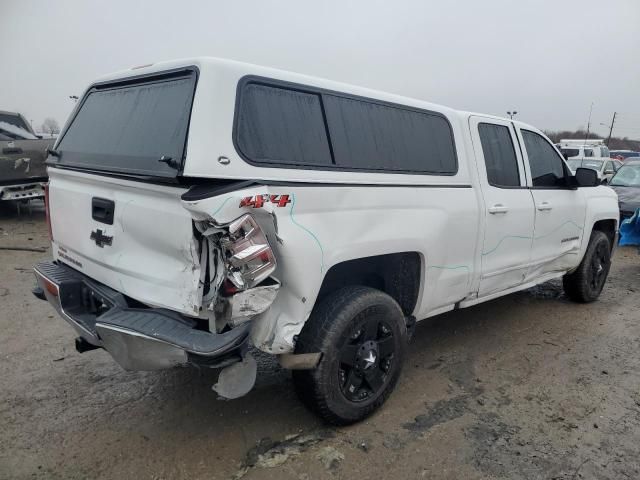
[{"left": 212, "top": 353, "right": 257, "bottom": 399}]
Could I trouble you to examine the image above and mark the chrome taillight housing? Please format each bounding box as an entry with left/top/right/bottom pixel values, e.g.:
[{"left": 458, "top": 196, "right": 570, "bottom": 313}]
[{"left": 220, "top": 215, "right": 276, "bottom": 290}]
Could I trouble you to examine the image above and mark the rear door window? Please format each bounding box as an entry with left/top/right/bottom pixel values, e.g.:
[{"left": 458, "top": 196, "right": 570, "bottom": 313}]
[
  {"left": 478, "top": 123, "right": 520, "bottom": 187},
  {"left": 55, "top": 69, "right": 197, "bottom": 178},
  {"left": 521, "top": 130, "right": 567, "bottom": 188}
]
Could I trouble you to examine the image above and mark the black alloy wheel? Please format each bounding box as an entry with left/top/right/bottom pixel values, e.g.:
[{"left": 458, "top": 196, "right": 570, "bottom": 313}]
[
  {"left": 293, "top": 286, "right": 408, "bottom": 425},
  {"left": 338, "top": 313, "right": 395, "bottom": 402}
]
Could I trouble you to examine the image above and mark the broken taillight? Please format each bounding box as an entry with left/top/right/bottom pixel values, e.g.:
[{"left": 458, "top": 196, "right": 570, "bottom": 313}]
[
  {"left": 220, "top": 215, "right": 276, "bottom": 290},
  {"left": 44, "top": 183, "right": 53, "bottom": 241}
]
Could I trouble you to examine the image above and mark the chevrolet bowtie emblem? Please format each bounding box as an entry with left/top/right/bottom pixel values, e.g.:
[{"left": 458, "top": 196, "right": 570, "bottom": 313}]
[{"left": 90, "top": 229, "right": 113, "bottom": 248}]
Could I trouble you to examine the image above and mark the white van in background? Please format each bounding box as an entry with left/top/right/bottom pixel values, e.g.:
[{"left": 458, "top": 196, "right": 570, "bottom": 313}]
[{"left": 558, "top": 139, "right": 610, "bottom": 160}]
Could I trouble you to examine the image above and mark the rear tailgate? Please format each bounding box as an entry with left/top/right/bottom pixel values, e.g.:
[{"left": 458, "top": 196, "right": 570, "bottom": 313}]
[
  {"left": 48, "top": 167, "right": 202, "bottom": 316},
  {"left": 46, "top": 67, "right": 203, "bottom": 316}
]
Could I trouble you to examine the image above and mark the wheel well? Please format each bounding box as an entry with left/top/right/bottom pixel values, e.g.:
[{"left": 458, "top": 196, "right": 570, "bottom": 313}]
[
  {"left": 592, "top": 219, "right": 616, "bottom": 250},
  {"left": 316, "top": 252, "right": 421, "bottom": 316}
]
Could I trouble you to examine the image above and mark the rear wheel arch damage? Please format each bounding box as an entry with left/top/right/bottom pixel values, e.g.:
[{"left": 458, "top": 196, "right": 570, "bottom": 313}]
[
  {"left": 280, "top": 252, "right": 422, "bottom": 370},
  {"left": 314, "top": 252, "right": 423, "bottom": 318}
]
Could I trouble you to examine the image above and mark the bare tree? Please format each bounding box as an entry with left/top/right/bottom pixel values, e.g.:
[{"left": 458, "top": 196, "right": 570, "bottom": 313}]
[{"left": 41, "top": 117, "right": 60, "bottom": 135}]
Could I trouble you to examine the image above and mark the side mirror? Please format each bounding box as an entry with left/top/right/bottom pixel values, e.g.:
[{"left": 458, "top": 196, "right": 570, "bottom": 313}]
[{"left": 575, "top": 167, "right": 599, "bottom": 187}]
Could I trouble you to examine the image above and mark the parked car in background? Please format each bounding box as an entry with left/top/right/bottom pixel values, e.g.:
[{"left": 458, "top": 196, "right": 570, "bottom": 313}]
[
  {"left": 0, "top": 110, "right": 54, "bottom": 202},
  {"left": 566, "top": 157, "right": 623, "bottom": 184},
  {"left": 608, "top": 160, "right": 640, "bottom": 222},
  {"left": 610, "top": 150, "right": 640, "bottom": 161}
]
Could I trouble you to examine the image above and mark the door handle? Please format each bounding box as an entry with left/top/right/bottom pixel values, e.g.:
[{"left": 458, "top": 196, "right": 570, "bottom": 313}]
[
  {"left": 92, "top": 197, "right": 115, "bottom": 225},
  {"left": 537, "top": 202, "right": 553, "bottom": 211},
  {"left": 488, "top": 204, "right": 509, "bottom": 214}
]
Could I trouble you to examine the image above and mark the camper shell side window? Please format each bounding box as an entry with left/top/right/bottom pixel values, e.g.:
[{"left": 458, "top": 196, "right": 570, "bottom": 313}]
[{"left": 233, "top": 77, "right": 458, "bottom": 175}]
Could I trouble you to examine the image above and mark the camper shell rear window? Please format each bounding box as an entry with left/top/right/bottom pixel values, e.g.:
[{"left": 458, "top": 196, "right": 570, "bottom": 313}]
[
  {"left": 54, "top": 68, "right": 198, "bottom": 178},
  {"left": 234, "top": 77, "right": 458, "bottom": 175}
]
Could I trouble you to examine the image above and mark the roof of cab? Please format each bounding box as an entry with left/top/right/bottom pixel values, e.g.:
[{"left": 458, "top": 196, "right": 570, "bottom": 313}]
[{"left": 92, "top": 56, "right": 536, "bottom": 130}]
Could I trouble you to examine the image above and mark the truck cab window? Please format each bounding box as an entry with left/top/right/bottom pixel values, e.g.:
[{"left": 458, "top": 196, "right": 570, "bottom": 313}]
[
  {"left": 522, "top": 130, "right": 567, "bottom": 188},
  {"left": 478, "top": 123, "right": 520, "bottom": 187}
]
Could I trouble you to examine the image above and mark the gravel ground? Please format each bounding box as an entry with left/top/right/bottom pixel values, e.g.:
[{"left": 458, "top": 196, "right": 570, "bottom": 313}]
[{"left": 1, "top": 201, "right": 639, "bottom": 480}]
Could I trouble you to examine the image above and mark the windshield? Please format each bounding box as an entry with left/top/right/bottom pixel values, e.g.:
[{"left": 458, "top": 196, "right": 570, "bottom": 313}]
[
  {"left": 0, "top": 121, "right": 38, "bottom": 140},
  {"left": 567, "top": 159, "right": 603, "bottom": 171},
  {"left": 610, "top": 164, "right": 640, "bottom": 187},
  {"left": 0, "top": 113, "right": 31, "bottom": 132},
  {"left": 55, "top": 69, "right": 197, "bottom": 178},
  {"left": 567, "top": 159, "right": 581, "bottom": 170},
  {"left": 581, "top": 159, "right": 604, "bottom": 170}
]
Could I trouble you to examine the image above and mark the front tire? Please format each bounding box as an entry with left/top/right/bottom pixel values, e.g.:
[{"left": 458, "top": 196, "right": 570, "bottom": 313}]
[
  {"left": 292, "top": 286, "right": 407, "bottom": 425},
  {"left": 563, "top": 230, "right": 612, "bottom": 303}
]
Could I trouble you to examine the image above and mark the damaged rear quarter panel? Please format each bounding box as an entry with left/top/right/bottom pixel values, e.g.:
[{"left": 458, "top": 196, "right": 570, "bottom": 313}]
[{"left": 182, "top": 183, "right": 478, "bottom": 354}]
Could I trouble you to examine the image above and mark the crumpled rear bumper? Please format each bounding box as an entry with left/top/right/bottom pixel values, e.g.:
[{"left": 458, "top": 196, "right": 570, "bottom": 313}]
[{"left": 33, "top": 260, "right": 250, "bottom": 371}]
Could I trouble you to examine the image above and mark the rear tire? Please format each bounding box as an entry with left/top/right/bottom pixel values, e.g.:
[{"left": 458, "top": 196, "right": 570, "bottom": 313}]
[
  {"left": 292, "top": 286, "right": 407, "bottom": 425},
  {"left": 563, "top": 230, "right": 611, "bottom": 303}
]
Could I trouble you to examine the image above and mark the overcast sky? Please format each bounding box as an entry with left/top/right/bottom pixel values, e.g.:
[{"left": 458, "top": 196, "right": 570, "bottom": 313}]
[{"left": 2, "top": 0, "right": 639, "bottom": 138}]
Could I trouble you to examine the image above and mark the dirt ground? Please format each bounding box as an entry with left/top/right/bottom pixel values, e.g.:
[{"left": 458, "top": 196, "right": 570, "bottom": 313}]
[{"left": 1, "top": 201, "right": 639, "bottom": 480}]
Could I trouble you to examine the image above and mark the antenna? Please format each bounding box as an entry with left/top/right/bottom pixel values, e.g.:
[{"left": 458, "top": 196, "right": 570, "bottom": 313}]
[{"left": 583, "top": 102, "right": 593, "bottom": 143}]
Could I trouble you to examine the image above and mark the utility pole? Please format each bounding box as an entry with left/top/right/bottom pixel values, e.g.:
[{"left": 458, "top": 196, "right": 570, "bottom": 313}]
[
  {"left": 583, "top": 102, "right": 594, "bottom": 143},
  {"left": 507, "top": 111, "right": 518, "bottom": 119},
  {"left": 605, "top": 112, "right": 616, "bottom": 146}
]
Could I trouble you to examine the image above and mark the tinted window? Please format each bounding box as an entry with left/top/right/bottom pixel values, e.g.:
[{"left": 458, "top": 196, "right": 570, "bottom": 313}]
[
  {"left": 561, "top": 148, "right": 580, "bottom": 158},
  {"left": 235, "top": 84, "right": 333, "bottom": 166},
  {"left": 522, "top": 130, "right": 567, "bottom": 187},
  {"left": 478, "top": 123, "right": 520, "bottom": 187},
  {"left": 584, "top": 148, "right": 594, "bottom": 157},
  {"left": 234, "top": 80, "right": 458, "bottom": 175},
  {"left": 57, "top": 71, "right": 196, "bottom": 177},
  {"left": 323, "top": 95, "right": 457, "bottom": 173}
]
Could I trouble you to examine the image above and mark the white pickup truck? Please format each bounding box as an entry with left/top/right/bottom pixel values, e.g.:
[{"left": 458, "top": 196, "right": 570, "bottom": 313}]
[{"left": 34, "top": 58, "right": 619, "bottom": 424}]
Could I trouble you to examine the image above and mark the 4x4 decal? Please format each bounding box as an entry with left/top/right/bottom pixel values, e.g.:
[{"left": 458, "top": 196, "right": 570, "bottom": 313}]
[{"left": 239, "top": 194, "right": 291, "bottom": 208}]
